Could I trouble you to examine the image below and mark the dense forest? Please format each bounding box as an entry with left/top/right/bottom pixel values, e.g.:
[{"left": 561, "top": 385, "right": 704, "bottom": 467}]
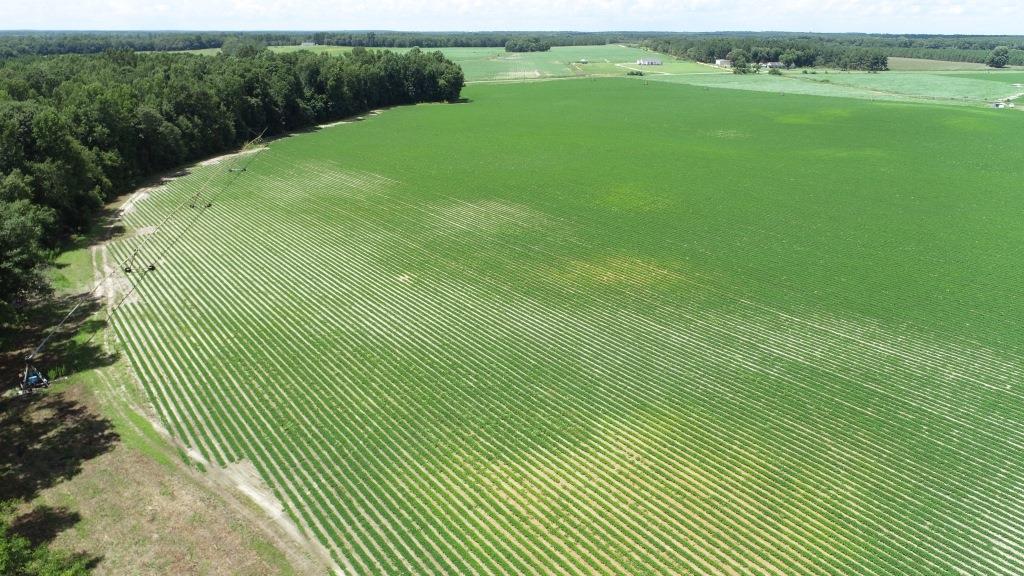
[
  {"left": 0, "top": 46, "right": 463, "bottom": 313},
  {"left": 0, "top": 31, "right": 650, "bottom": 58},
  {"left": 641, "top": 32, "right": 1024, "bottom": 68},
  {"left": 641, "top": 35, "right": 889, "bottom": 71},
  {"left": 310, "top": 31, "right": 646, "bottom": 48},
  {"left": 504, "top": 38, "right": 552, "bottom": 52},
  {"left": 0, "top": 31, "right": 229, "bottom": 58}
]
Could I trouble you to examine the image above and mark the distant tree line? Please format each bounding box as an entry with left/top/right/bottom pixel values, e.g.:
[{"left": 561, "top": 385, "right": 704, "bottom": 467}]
[
  {"left": 641, "top": 35, "right": 889, "bottom": 71},
  {"left": 0, "top": 31, "right": 228, "bottom": 58},
  {"left": 5, "top": 31, "right": 1020, "bottom": 66},
  {"left": 0, "top": 46, "right": 463, "bottom": 312},
  {"left": 302, "top": 31, "right": 650, "bottom": 49},
  {"left": 0, "top": 31, "right": 659, "bottom": 59},
  {"left": 504, "top": 38, "right": 552, "bottom": 53},
  {"left": 641, "top": 33, "right": 1024, "bottom": 69},
  {"left": 886, "top": 47, "right": 1024, "bottom": 66}
]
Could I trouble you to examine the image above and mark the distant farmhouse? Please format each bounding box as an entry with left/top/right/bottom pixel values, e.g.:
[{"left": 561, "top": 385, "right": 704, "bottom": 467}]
[
  {"left": 715, "top": 59, "right": 732, "bottom": 67},
  {"left": 636, "top": 58, "right": 662, "bottom": 66},
  {"left": 763, "top": 61, "right": 785, "bottom": 69}
]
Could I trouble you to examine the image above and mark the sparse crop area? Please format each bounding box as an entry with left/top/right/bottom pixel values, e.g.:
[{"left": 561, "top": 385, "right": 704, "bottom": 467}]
[{"left": 105, "top": 78, "right": 1024, "bottom": 575}]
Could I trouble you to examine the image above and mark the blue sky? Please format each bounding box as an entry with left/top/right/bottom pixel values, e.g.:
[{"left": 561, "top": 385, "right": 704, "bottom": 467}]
[{"left": 2, "top": 0, "right": 1021, "bottom": 35}]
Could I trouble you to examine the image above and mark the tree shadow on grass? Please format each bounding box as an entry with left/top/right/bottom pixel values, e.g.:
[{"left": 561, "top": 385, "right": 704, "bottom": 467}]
[
  {"left": 0, "top": 390, "right": 119, "bottom": 503},
  {"left": 0, "top": 389, "right": 116, "bottom": 570},
  {"left": 1, "top": 296, "right": 117, "bottom": 387},
  {"left": 0, "top": 290, "right": 119, "bottom": 570},
  {"left": 10, "top": 504, "right": 82, "bottom": 547}
]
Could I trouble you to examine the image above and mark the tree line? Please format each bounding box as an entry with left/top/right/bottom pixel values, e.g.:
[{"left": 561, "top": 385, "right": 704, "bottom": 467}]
[
  {"left": 885, "top": 46, "right": 1024, "bottom": 66},
  {"left": 0, "top": 46, "right": 463, "bottom": 314},
  {"left": 504, "top": 38, "right": 552, "bottom": 53},
  {"left": 0, "top": 31, "right": 658, "bottom": 59},
  {"left": 4, "top": 31, "right": 1020, "bottom": 66},
  {"left": 311, "top": 31, "right": 648, "bottom": 48},
  {"left": 641, "top": 33, "right": 1024, "bottom": 69},
  {"left": 0, "top": 31, "right": 227, "bottom": 59},
  {"left": 641, "top": 35, "right": 889, "bottom": 71}
]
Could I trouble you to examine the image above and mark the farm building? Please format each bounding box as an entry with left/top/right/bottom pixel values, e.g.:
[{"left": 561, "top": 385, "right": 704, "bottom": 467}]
[
  {"left": 715, "top": 59, "right": 732, "bottom": 67},
  {"left": 636, "top": 58, "right": 662, "bottom": 66},
  {"left": 763, "top": 61, "right": 785, "bottom": 69},
  {"left": 300, "top": 41, "right": 316, "bottom": 46}
]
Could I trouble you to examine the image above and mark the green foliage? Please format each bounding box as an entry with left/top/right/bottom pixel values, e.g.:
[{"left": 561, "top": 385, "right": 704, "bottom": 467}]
[
  {"left": 643, "top": 32, "right": 1024, "bottom": 67},
  {"left": 728, "top": 49, "right": 756, "bottom": 74},
  {"left": 987, "top": 46, "right": 1011, "bottom": 68},
  {"left": 645, "top": 34, "right": 891, "bottom": 71},
  {"left": 504, "top": 38, "right": 552, "bottom": 53},
  {"left": 220, "top": 36, "right": 267, "bottom": 58},
  {"left": 780, "top": 49, "right": 799, "bottom": 69},
  {"left": 0, "top": 200, "right": 54, "bottom": 311},
  {"left": 768, "top": 67, "right": 783, "bottom": 76},
  {"left": 0, "top": 504, "right": 89, "bottom": 576}
]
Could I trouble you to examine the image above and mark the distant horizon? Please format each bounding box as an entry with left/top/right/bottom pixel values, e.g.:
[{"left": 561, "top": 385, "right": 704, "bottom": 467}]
[
  {"left": 4, "top": 0, "right": 1022, "bottom": 36},
  {"left": 2, "top": 29, "right": 1023, "bottom": 37}
]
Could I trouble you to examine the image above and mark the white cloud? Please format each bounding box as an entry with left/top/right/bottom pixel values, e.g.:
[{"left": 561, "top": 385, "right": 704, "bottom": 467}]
[{"left": 0, "top": 0, "right": 1021, "bottom": 33}]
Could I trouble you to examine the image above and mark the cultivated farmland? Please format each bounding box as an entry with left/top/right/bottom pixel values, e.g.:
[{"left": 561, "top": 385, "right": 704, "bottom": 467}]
[{"left": 108, "top": 78, "right": 1024, "bottom": 575}]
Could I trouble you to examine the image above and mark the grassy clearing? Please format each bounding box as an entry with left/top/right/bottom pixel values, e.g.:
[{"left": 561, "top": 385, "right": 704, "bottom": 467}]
[
  {"left": 269, "top": 45, "right": 353, "bottom": 56},
  {"left": 942, "top": 70, "right": 1024, "bottom": 85},
  {"left": 886, "top": 57, "right": 995, "bottom": 71},
  {"left": 105, "top": 77, "right": 1024, "bottom": 575},
  {"left": 796, "top": 71, "right": 1023, "bottom": 102},
  {"left": 647, "top": 69, "right": 1024, "bottom": 105}
]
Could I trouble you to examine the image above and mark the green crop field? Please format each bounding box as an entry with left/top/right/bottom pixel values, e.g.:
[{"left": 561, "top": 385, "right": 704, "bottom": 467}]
[{"left": 107, "top": 78, "right": 1024, "bottom": 575}]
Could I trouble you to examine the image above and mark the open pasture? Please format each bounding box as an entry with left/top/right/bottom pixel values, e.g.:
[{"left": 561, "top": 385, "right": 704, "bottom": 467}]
[
  {"left": 942, "top": 70, "right": 1024, "bottom": 85},
  {"left": 648, "top": 68, "right": 1024, "bottom": 105},
  {"left": 885, "top": 57, "right": 995, "bottom": 71},
  {"left": 109, "top": 78, "right": 1024, "bottom": 575}
]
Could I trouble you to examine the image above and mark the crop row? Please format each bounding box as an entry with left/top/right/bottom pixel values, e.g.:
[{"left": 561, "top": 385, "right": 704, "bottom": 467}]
[{"left": 106, "top": 147, "right": 1024, "bottom": 575}]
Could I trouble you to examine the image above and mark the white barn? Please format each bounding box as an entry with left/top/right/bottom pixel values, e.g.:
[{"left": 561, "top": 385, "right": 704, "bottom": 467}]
[{"left": 715, "top": 59, "right": 732, "bottom": 67}]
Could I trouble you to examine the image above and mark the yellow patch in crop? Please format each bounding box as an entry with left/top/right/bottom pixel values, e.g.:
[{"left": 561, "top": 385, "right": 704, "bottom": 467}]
[
  {"left": 598, "top": 184, "right": 671, "bottom": 213},
  {"left": 556, "top": 256, "right": 679, "bottom": 288}
]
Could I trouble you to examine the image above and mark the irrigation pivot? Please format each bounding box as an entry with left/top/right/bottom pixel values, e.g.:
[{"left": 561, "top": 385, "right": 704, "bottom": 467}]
[{"left": 16, "top": 136, "right": 265, "bottom": 394}]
